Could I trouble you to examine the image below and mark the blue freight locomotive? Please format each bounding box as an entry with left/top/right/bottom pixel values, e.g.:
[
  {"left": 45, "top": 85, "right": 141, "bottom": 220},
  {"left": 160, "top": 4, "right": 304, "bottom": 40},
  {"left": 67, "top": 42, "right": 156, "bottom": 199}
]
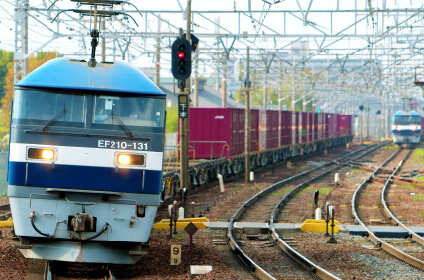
[
  {"left": 392, "top": 111, "right": 422, "bottom": 146},
  {"left": 8, "top": 58, "right": 166, "bottom": 264}
]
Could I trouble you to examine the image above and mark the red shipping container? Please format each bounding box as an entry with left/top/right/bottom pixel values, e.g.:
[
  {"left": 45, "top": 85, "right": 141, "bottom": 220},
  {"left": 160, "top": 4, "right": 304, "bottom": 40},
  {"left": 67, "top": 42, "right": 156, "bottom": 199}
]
[
  {"left": 313, "top": 112, "right": 318, "bottom": 140},
  {"left": 250, "top": 109, "right": 259, "bottom": 152},
  {"left": 185, "top": 107, "right": 245, "bottom": 159},
  {"left": 328, "top": 113, "right": 337, "bottom": 138},
  {"left": 324, "top": 113, "right": 330, "bottom": 138},
  {"left": 317, "top": 113, "right": 323, "bottom": 140},
  {"left": 301, "top": 112, "right": 308, "bottom": 143},
  {"left": 295, "top": 112, "right": 300, "bottom": 144},
  {"left": 309, "top": 112, "right": 314, "bottom": 142},
  {"left": 258, "top": 109, "right": 267, "bottom": 151},
  {"left": 267, "top": 110, "right": 279, "bottom": 149},
  {"left": 338, "top": 114, "right": 352, "bottom": 136},
  {"left": 280, "top": 110, "right": 292, "bottom": 146}
]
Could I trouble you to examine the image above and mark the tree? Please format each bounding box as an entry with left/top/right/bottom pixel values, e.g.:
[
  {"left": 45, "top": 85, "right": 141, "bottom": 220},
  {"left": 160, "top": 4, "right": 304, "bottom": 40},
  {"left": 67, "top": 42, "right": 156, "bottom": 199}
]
[
  {"left": 0, "top": 50, "right": 13, "bottom": 95},
  {"left": 0, "top": 52, "right": 58, "bottom": 131},
  {"left": 165, "top": 104, "right": 179, "bottom": 133}
]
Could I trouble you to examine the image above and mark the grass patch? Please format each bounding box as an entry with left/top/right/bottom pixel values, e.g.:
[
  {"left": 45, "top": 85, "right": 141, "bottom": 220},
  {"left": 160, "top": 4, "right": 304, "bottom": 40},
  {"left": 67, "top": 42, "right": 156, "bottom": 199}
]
[
  {"left": 381, "top": 145, "right": 398, "bottom": 150},
  {"left": 413, "top": 194, "right": 424, "bottom": 201},
  {"left": 0, "top": 195, "right": 6, "bottom": 198},
  {"left": 175, "top": 233, "right": 186, "bottom": 238},
  {"left": 413, "top": 148, "right": 424, "bottom": 157},
  {"left": 352, "top": 168, "right": 366, "bottom": 173},
  {"left": 399, "top": 184, "right": 415, "bottom": 190},
  {"left": 420, "top": 210, "right": 424, "bottom": 217},
  {"left": 299, "top": 165, "right": 309, "bottom": 169},
  {"left": 299, "top": 186, "right": 314, "bottom": 195},
  {"left": 319, "top": 187, "right": 332, "bottom": 195},
  {"left": 233, "top": 185, "right": 244, "bottom": 190},
  {"left": 272, "top": 190, "right": 289, "bottom": 196},
  {"left": 255, "top": 186, "right": 261, "bottom": 190},
  {"left": 417, "top": 177, "right": 424, "bottom": 182}
]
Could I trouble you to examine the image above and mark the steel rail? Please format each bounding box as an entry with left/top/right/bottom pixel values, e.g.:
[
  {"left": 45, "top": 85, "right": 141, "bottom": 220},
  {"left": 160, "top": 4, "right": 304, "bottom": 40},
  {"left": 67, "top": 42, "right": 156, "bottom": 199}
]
[
  {"left": 380, "top": 150, "right": 424, "bottom": 246},
  {"left": 267, "top": 144, "right": 386, "bottom": 280},
  {"left": 228, "top": 144, "right": 384, "bottom": 279},
  {"left": 0, "top": 203, "right": 11, "bottom": 220},
  {"left": 0, "top": 203, "right": 10, "bottom": 211},
  {"left": 351, "top": 148, "right": 424, "bottom": 270}
]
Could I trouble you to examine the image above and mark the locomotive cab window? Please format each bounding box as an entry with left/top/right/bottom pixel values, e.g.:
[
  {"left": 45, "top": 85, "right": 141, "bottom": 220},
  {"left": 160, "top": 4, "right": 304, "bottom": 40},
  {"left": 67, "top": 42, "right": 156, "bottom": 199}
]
[
  {"left": 394, "top": 115, "right": 421, "bottom": 126},
  {"left": 13, "top": 88, "right": 86, "bottom": 128},
  {"left": 92, "top": 95, "right": 165, "bottom": 133}
]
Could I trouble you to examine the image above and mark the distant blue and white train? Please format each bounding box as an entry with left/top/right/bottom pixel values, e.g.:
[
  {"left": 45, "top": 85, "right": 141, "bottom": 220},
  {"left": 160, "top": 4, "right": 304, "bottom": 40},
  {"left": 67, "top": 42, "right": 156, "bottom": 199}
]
[
  {"left": 392, "top": 111, "right": 423, "bottom": 146},
  {"left": 8, "top": 58, "right": 166, "bottom": 264}
]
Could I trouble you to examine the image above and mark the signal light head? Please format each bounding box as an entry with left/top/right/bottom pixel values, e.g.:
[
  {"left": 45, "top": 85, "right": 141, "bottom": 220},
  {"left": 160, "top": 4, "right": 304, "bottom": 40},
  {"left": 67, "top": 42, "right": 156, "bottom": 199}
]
[{"left": 171, "top": 37, "right": 192, "bottom": 82}]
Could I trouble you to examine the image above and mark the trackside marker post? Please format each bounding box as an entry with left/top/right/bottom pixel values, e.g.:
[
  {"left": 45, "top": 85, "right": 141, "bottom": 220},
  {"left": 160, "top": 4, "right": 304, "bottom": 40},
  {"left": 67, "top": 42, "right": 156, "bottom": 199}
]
[
  {"left": 185, "top": 222, "right": 198, "bottom": 262},
  {"left": 217, "top": 174, "right": 225, "bottom": 193},
  {"left": 170, "top": 244, "right": 181, "bottom": 265}
]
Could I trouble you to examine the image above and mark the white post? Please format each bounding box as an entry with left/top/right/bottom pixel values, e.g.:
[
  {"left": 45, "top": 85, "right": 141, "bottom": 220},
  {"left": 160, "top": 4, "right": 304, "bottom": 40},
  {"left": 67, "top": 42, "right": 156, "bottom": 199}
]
[
  {"left": 315, "top": 208, "right": 322, "bottom": 220},
  {"left": 178, "top": 207, "right": 185, "bottom": 220},
  {"left": 217, "top": 174, "right": 225, "bottom": 193}
]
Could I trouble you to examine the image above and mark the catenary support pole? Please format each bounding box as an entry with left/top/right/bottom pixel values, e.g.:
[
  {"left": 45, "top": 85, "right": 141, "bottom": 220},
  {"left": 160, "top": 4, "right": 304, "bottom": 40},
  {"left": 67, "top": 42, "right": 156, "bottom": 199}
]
[{"left": 244, "top": 47, "right": 250, "bottom": 184}]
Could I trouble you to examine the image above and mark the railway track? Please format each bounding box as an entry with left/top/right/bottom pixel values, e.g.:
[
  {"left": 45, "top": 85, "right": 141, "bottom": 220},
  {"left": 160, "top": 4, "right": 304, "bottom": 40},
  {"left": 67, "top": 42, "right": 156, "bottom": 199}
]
[
  {"left": 227, "top": 144, "right": 384, "bottom": 279},
  {"left": 0, "top": 203, "right": 11, "bottom": 220},
  {"left": 29, "top": 261, "right": 116, "bottom": 280},
  {"left": 352, "top": 147, "right": 424, "bottom": 270}
]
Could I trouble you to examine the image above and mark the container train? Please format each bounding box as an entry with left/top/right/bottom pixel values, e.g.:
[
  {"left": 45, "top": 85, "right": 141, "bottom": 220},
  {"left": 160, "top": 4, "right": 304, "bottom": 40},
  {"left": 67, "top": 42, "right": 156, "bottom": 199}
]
[
  {"left": 392, "top": 111, "right": 424, "bottom": 146},
  {"left": 8, "top": 57, "right": 166, "bottom": 264},
  {"left": 163, "top": 108, "right": 353, "bottom": 196}
]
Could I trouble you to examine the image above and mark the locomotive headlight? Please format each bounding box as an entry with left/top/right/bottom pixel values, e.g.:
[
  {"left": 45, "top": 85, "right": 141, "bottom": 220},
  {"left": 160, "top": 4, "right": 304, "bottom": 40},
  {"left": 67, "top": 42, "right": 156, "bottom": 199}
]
[
  {"left": 117, "top": 154, "right": 131, "bottom": 165},
  {"left": 115, "top": 152, "right": 146, "bottom": 167},
  {"left": 27, "top": 148, "right": 56, "bottom": 161},
  {"left": 42, "top": 150, "right": 54, "bottom": 160}
]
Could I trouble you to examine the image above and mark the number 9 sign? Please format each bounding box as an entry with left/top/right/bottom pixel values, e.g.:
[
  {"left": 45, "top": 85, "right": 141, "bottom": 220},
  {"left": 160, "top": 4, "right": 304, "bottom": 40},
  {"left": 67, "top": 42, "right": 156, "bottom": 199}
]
[{"left": 170, "top": 244, "right": 181, "bottom": 265}]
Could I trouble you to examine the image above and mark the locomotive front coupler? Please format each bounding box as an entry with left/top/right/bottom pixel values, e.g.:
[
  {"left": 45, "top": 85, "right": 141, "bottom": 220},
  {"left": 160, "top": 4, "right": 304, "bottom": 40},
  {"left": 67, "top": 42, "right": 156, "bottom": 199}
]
[{"left": 71, "top": 212, "right": 95, "bottom": 232}]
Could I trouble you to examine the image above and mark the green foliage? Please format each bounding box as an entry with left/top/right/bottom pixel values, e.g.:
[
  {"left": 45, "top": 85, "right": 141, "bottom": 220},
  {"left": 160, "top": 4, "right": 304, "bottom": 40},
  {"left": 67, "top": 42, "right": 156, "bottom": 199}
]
[
  {"left": 175, "top": 232, "right": 186, "bottom": 238},
  {"left": 0, "top": 50, "right": 13, "bottom": 96},
  {"left": 381, "top": 145, "right": 398, "bottom": 150},
  {"left": 352, "top": 168, "right": 366, "bottom": 173},
  {"left": 399, "top": 184, "right": 415, "bottom": 190},
  {"left": 319, "top": 187, "right": 332, "bottom": 195},
  {"left": 413, "top": 194, "right": 424, "bottom": 201},
  {"left": 416, "top": 177, "right": 424, "bottom": 182},
  {"left": 272, "top": 189, "right": 288, "bottom": 196},
  {"left": 413, "top": 148, "right": 424, "bottom": 157},
  {"left": 165, "top": 105, "right": 178, "bottom": 133},
  {"left": 299, "top": 186, "right": 314, "bottom": 194},
  {"left": 420, "top": 210, "right": 424, "bottom": 217},
  {"left": 233, "top": 185, "right": 245, "bottom": 190}
]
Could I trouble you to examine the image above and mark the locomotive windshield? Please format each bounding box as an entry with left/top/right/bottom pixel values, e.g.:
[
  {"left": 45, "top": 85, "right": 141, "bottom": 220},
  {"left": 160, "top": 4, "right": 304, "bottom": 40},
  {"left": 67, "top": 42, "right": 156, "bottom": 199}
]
[
  {"left": 13, "top": 88, "right": 165, "bottom": 133},
  {"left": 394, "top": 115, "right": 421, "bottom": 126},
  {"left": 13, "top": 89, "right": 86, "bottom": 128},
  {"left": 92, "top": 95, "right": 165, "bottom": 132}
]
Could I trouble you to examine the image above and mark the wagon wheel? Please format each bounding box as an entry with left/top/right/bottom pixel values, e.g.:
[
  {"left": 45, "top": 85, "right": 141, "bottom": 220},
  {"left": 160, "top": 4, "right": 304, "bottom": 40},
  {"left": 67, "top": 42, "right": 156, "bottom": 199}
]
[{"left": 198, "top": 170, "right": 207, "bottom": 185}]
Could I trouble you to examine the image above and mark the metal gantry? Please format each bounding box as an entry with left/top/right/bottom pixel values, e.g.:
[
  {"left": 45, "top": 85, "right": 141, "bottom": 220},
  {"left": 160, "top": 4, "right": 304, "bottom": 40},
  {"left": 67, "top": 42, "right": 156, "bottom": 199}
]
[{"left": 2, "top": 0, "right": 424, "bottom": 139}]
